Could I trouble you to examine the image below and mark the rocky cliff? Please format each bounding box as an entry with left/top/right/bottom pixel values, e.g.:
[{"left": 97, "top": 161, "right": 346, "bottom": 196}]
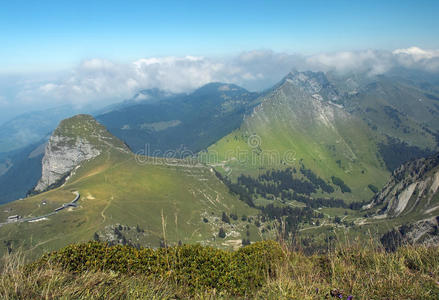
[
  {"left": 380, "top": 216, "right": 439, "bottom": 250},
  {"left": 34, "top": 114, "right": 129, "bottom": 192},
  {"left": 367, "top": 152, "right": 439, "bottom": 217}
]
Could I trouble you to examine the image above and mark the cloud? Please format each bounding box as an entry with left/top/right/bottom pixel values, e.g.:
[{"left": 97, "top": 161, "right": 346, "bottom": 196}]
[
  {"left": 5, "top": 46, "right": 439, "bottom": 112},
  {"left": 393, "top": 46, "right": 439, "bottom": 60},
  {"left": 392, "top": 47, "right": 439, "bottom": 71},
  {"left": 305, "top": 50, "right": 395, "bottom": 75}
]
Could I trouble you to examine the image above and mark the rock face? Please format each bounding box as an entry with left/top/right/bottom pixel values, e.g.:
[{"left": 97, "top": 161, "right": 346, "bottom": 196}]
[
  {"left": 34, "top": 114, "right": 129, "bottom": 192},
  {"left": 34, "top": 136, "right": 101, "bottom": 192},
  {"left": 370, "top": 152, "right": 439, "bottom": 250},
  {"left": 368, "top": 152, "right": 439, "bottom": 218},
  {"left": 381, "top": 216, "right": 439, "bottom": 250}
]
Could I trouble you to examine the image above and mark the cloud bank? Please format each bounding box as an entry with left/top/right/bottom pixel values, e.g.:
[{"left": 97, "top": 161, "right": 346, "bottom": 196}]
[{"left": 3, "top": 46, "right": 439, "bottom": 116}]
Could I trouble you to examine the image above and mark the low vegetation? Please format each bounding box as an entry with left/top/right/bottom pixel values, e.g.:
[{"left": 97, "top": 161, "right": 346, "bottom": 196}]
[{"left": 1, "top": 240, "right": 439, "bottom": 299}]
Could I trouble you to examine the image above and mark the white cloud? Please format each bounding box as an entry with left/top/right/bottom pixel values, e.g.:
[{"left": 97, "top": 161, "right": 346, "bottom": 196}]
[
  {"left": 305, "top": 50, "right": 395, "bottom": 75},
  {"left": 393, "top": 46, "right": 439, "bottom": 60},
  {"left": 392, "top": 47, "right": 439, "bottom": 71},
  {"left": 5, "top": 46, "right": 439, "bottom": 113}
]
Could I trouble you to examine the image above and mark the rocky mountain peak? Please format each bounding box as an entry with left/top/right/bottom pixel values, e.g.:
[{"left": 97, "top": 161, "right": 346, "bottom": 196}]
[
  {"left": 34, "top": 114, "right": 129, "bottom": 192},
  {"left": 281, "top": 70, "right": 339, "bottom": 102}
]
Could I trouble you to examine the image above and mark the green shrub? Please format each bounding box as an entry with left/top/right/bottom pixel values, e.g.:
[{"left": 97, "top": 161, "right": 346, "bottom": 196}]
[{"left": 30, "top": 240, "right": 284, "bottom": 296}]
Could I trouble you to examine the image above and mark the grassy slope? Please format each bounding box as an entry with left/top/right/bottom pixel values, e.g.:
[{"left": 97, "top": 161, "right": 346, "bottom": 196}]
[
  {"left": 206, "top": 79, "right": 389, "bottom": 203},
  {"left": 0, "top": 148, "right": 258, "bottom": 260},
  {"left": 345, "top": 79, "right": 439, "bottom": 149}
]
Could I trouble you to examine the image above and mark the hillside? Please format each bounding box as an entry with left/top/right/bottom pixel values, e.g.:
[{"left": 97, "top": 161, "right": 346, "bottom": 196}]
[
  {"left": 206, "top": 71, "right": 390, "bottom": 202},
  {"left": 332, "top": 73, "right": 439, "bottom": 170},
  {"left": 0, "top": 115, "right": 258, "bottom": 259}
]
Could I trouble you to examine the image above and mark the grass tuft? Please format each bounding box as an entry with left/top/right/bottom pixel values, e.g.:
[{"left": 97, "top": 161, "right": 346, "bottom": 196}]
[{"left": 1, "top": 241, "right": 439, "bottom": 299}]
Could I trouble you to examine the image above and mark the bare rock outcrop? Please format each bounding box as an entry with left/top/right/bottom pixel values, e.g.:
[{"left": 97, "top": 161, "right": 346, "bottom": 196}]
[{"left": 34, "top": 114, "right": 129, "bottom": 192}]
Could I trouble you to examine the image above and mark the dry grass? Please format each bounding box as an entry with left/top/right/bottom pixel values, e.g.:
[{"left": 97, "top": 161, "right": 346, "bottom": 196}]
[
  {"left": 256, "top": 242, "right": 439, "bottom": 299},
  {"left": 1, "top": 241, "right": 439, "bottom": 299},
  {"left": 0, "top": 250, "right": 178, "bottom": 300}
]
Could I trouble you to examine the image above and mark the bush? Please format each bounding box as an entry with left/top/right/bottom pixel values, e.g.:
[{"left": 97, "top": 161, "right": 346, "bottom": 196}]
[
  {"left": 218, "top": 228, "right": 226, "bottom": 238},
  {"left": 331, "top": 176, "right": 351, "bottom": 193},
  {"left": 30, "top": 240, "right": 284, "bottom": 295}
]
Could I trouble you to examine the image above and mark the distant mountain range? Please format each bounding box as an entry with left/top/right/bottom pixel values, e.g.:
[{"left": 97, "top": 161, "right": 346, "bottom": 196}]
[
  {"left": 1, "top": 67, "right": 439, "bottom": 256},
  {"left": 0, "top": 106, "right": 82, "bottom": 154},
  {"left": 96, "top": 82, "right": 259, "bottom": 155},
  {"left": 1, "top": 70, "right": 439, "bottom": 205},
  {"left": 207, "top": 71, "right": 439, "bottom": 203}
]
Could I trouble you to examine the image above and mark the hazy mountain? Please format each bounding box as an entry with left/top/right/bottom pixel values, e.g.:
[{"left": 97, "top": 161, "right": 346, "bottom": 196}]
[
  {"left": 0, "top": 106, "right": 85, "bottom": 154},
  {"left": 0, "top": 140, "right": 46, "bottom": 204},
  {"left": 97, "top": 82, "right": 259, "bottom": 155},
  {"left": 94, "top": 88, "right": 180, "bottom": 115}
]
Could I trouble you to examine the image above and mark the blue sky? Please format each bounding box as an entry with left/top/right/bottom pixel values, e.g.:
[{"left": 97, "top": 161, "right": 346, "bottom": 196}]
[{"left": 1, "top": 0, "right": 438, "bottom": 72}]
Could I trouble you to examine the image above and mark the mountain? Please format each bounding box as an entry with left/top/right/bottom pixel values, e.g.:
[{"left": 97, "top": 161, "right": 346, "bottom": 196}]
[
  {"left": 0, "top": 89, "right": 179, "bottom": 155},
  {"left": 94, "top": 88, "right": 179, "bottom": 115},
  {"left": 97, "top": 82, "right": 259, "bottom": 155},
  {"left": 206, "top": 70, "right": 439, "bottom": 203},
  {"left": 331, "top": 73, "right": 439, "bottom": 153},
  {"left": 0, "top": 115, "right": 257, "bottom": 259},
  {"left": 33, "top": 115, "right": 131, "bottom": 192},
  {"left": 206, "top": 71, "right": 390, "bottom": 202},
  {"left": 0, "top": 84, "right": 258, "bottom": 205}
]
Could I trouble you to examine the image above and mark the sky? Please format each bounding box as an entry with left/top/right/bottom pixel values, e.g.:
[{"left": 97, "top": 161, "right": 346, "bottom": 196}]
[
  {"left": 0, "top": 0, "right": 439, "bottom": 123},
  {"left": 1, "top": 0, "right": 439, "bottom": 72}
]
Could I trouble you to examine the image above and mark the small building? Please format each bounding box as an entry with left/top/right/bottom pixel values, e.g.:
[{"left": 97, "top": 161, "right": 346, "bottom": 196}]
[{"left": 7, "top": 215, "right": 20, "bottom": 221}]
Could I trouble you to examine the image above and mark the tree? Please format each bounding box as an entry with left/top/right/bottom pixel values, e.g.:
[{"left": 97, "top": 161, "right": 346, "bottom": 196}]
[
  {"left": 218, "top": 227, "right": 226, "bottom": 238},
  {"left": 222, "top": 212, "right": 230, "bottom": 224}
]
